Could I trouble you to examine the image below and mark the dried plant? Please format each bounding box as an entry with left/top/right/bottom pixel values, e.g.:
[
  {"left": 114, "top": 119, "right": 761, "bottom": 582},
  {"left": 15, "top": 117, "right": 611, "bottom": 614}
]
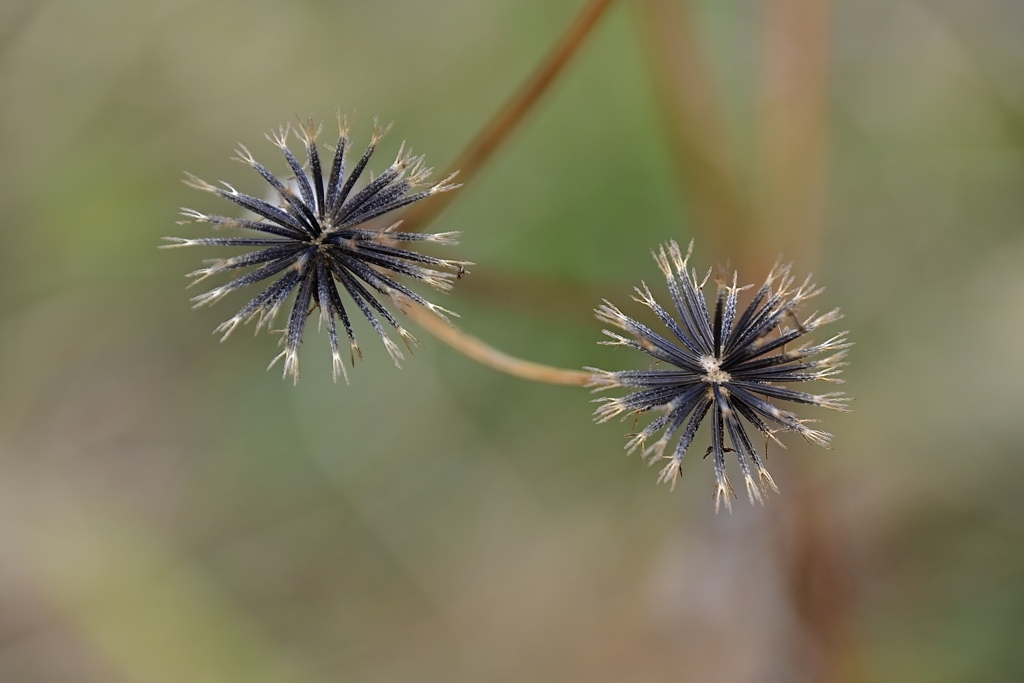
[
  {"left": 164, "top": 117, "right": 469, "bottom": 383},
  {"left": 589, "top": 240, "right": 850, "bottom": 511},
  {"left": 161, "top": 0, "right": 851, "bottom": 513}
]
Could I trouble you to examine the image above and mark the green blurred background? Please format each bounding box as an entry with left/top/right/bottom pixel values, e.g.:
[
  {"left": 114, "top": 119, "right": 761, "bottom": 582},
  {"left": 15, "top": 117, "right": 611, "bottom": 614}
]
[{"left": 2, "top": 1, "right": 1023, "bottom": 681}]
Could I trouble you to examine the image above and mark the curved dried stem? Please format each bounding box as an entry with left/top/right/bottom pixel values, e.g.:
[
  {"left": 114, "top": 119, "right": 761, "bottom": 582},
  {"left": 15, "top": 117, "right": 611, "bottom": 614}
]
[
  {"left": 397, "top": 296, "right": 592, "bottom": 387},
  {"left": 400, "top": 0, "right": 618, "bottom": 234}
]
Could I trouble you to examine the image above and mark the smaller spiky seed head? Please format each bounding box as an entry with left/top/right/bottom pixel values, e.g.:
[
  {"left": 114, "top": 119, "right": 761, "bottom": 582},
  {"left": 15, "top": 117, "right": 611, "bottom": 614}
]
[{"left": 164, "top": 116, "right": 473, "bottom": 383}]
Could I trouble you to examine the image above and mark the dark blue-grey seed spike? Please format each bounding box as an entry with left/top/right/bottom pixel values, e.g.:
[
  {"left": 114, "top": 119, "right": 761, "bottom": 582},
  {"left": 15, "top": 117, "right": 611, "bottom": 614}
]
[
  {"left": 315, "top": 258, "right": 345, "bottom": 382},
  {"left": 731, "top": 399, "right": 775, "bottom": 443},
  {"left": 336, "top": 253, "right": 440, "bottom": 315},
  {"left": 710, "top": 402, "right": 732, "bottom": 511},
  {"left": 204, "top": 244, "right": 302, "bottom": 270},
  {"left": 663, "top": 269, "right": 710, "bottom": 356},
  {"left": 207, "top": 183, "right": 314, "bottom": 237},
  {"left": 600, "top": 369, "right": 702, "bottom": 388},
  {"left": 219, "top": 269, "right": 302, "bottom": 335},
  {"left": 713, "top": 283, "right": 726, "bottom": 357},
  {"left": 726, "top": 290, "right": 790, "bottom": 357},
  {"left": 727, "top": 327, "right": 806, "bottom": 366},
  {"left": 330, "top": 257, "right": 406, "bottom": 334},
  {"left": 689, "top": 269, "right": 716, "bottom": 352},
  {"left": 325, "top": 130, "right": 348, "bottom": 220},
  {"left": 604, "top": 313, "right": 704, "bottom": 372},
  {"left": 730, "top": 381, "right": 842, "bottom": 408},
  {"left": 637, "top": 283, "right": 703, "bottom": 359},
  {"left": 721, "top": 274, "right": 739, "bottom": 344},
  {"left": 236, "top": 146, "right": 318, "bottom": 235},
  {"left": 337, "top": 247, "right": 451, "bottom": 290},
  {"left": 164, "top": 237, "right": 293, "bottom": 248},
  {"left": 332, "top": 140, "right": 376, "bottom": 223},
  {"left": 337, "top": 161, "right": 406, "bottom": 222},
  {"left": 178, "top": 211, "right": 306, "bottom": 240},
  {"left": 332, "top": 265, "right": 402, "bottom": 363},
  {"left": 323, "top": 260, "right": 359, "bottom": 360},
  {"left": 724, "top": 279, "right": 772, "bottom": 354},
  {"left": 349, "top": 182, "right": 411, "bottom": 221},
  {"left": 672, "top": 399, "right": 712, "bottom": 462},
  {"left": 335, "top": 188, "right": 435, "bottom": 230},
  {"left": 301, "top": 123, "right": 326, "bottom": 219},
  {"left": 272, "top": 128, "right": 317, "bottom": 224},
  {"left": 357, "top": 241, "right": 462, "bottom": 269},
  {"left": 192, "top": 252, "right": 304, "bottom": 305},
  {"left": 725, "top": 408, "right": 765, "bottom": 471},
  {"left": 725, "top": 385, "right": 802, "bottom": 430},
  {"left": 281, "top": 260, "right": 317, "bottom": 382}
]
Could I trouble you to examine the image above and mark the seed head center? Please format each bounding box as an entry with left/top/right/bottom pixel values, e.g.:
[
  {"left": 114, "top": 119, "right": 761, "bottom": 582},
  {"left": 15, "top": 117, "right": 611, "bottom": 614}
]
[{"left": 700, "top": 355, "right": 731, "bottom": 384}]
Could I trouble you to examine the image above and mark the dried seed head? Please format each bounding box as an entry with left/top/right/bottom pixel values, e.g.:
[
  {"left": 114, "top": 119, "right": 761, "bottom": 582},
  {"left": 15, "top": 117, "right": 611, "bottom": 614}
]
[
  {"left": 588, "top": 240, "right": 851, "bottom": 510},
  {"left": 164, "top": 117, "right": 473, "bottom": 383}
]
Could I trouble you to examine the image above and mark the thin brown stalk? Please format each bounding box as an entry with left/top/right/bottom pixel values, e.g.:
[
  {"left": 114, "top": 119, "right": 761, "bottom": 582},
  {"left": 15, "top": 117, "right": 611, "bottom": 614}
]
[
  {"left": 397, "top": 297, "right": 592, "bottom": 387},
  {"left": 452, "top": 268, "right": 604, "bottom": 326},
  {"left": 400, "top": 0, "right": 618, "bottom": 234},
  {"left": 638, "top": 0, "right": 761, "bottom": 272},
  {"left": 756, "top": 2, "right": 848, "bottom": 680},
  {"left": 779, "top": 465, "right": 857, "bottom": 683},
  {"left": 757, "top": 0, "right": 832, "bottom": 268}
]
